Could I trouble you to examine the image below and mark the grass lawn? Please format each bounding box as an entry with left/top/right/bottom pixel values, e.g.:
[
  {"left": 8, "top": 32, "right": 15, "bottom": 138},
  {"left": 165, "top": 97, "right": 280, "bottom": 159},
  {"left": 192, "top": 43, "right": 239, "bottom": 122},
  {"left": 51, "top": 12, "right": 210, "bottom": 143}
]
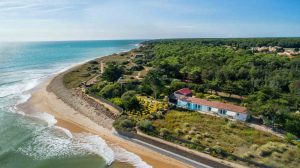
[
  {"left": 63, "top": 61, "right": 100, "bottom": 89},
  {"left": 148, "top": 110, "right": 300, "bottom": 167}
]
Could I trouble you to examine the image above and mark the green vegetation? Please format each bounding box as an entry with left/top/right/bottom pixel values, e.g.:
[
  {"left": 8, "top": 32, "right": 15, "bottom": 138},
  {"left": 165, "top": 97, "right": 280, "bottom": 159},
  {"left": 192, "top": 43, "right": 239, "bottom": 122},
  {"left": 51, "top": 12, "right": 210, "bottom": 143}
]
[
  {"left": 113, "top": 116, "right": 136, "bottom": 132},
  {"left": 63, "top": 61, "right": 100, "bottom": 88},
  {"left": 138, "top": 39, "right": 300, "bottom": 136},
  {"left": 101, "top": 63, "right": 124, "bottom": 82},
  {"left": 63, "top": 38, "right": 300, "bottom": 167},
  {"left": 140, "top": 110, "right": 299, "bottom": 167}
]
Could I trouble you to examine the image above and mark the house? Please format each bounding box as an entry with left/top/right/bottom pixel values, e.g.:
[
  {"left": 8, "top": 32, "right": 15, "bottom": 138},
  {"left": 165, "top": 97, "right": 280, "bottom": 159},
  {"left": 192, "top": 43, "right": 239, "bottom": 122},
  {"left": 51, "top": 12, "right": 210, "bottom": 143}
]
[{"left": 170, "top": 89, "right": 248, "bottom": 122}]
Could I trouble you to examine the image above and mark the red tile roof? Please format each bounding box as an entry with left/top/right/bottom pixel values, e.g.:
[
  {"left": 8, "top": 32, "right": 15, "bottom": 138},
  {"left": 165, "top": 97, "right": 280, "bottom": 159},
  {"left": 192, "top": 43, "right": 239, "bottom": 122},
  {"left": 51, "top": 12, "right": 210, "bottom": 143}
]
[
  {"left": 175, "top": 88, "right": 192, "bottom": 96},
  {"left": 178, "top": 96, "right": 247, "bottom": 114}
]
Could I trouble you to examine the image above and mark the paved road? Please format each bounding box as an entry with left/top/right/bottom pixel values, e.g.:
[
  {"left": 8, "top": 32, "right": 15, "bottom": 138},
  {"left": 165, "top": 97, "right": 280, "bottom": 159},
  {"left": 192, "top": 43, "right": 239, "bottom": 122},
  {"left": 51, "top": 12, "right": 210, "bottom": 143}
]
[{"left": 115, "top": 133, "right": 212, "bottom": 168}]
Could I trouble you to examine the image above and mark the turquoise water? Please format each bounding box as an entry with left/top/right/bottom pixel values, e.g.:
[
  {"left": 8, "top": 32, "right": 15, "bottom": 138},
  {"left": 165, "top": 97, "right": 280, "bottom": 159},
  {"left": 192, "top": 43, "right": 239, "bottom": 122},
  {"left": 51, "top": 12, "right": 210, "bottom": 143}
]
[{"left": 0, "top": 40, "right": 150, "bottom": 168}]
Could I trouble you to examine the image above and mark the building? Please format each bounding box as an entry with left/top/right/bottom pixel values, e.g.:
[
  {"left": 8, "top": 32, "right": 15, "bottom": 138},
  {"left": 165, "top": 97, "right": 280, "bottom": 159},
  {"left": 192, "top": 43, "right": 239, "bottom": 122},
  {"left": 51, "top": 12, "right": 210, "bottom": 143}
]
[
  {"left": 174, "top": 88, "right": 193, "bottom": 97},
  {"left": 170, "top": 89, "right": 248, "bottom": 122}
]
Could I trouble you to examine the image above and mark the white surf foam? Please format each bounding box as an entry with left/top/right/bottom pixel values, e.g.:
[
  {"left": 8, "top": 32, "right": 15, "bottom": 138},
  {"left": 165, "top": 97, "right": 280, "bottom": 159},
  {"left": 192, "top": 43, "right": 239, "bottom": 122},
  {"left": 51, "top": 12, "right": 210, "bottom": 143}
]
[
  {"left": 28, "top": 112, "right": 57, "bottom": 127},
  {"left": 54, "top": 126, "right": 73, "bottom": 139},
  {"left": 17, "top": 132, "right": 115, "bottom": 165},
  {"left": 0, "top": 78, "right": 40, "bottom": 98},
  {"left": 74, "top": 133, "right": 115, "bottom": 164},
  {"left": 112, "top": 146, "right": 152, "bottom": 168},
  {"left": 17, "top": 94, "right": 31, "bottom": 105}
]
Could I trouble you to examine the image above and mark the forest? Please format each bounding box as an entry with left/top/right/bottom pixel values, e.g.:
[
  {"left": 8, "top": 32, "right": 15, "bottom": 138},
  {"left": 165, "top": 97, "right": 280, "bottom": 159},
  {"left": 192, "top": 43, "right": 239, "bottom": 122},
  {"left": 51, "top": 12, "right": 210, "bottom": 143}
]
[
  {"left": 86, "top": 38, "right": 300, "bottom": 137},
  {"left": 137, "top": 38, "right": 300, "bottom": 136}
]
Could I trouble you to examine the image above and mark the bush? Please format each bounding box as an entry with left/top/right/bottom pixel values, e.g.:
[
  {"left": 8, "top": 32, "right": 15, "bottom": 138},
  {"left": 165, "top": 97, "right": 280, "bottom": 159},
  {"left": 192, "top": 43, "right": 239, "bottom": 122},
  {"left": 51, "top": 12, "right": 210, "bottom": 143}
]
[
  {"left": 102, "top": 63, "right": 124, "bottom": 82},
  {"left": 212, "top": 145, "right": 225, "bottom": 155},
  {"left": 138, "top": 120, "right": 154, "bottom": 132},
  {"left": 191, "top": 138, "right": 200, "bottom": 143},
  {"left": 89, "top": 60, "right": 98, "bottom": 64},
  {"left": 109, "top": 97, "right": 123, "bottom": 107},
  {"left": 113, "top": 116, "right": 136, "bottom": 132},
  {"left": 184, "top": 135, "right": 192, "bottom": 140},
  {"left": 183, "top": 123, "right": 190, "bottom": 128},
  {"left": 226, "top": 122, "right": 236, "bottom": 128},
  {"left": 130, "top": 65, "right": 144, "bottom": 71},
  {"left": 121, "top": 91, "right": 141, "bottom": 111},
  {"left": 284, "top": 133, "right": 297, "bottom": 144},
  {"left": 174, "top": 128, "right": 183, "bottom": 135},
  {"left": 159, "top": 128, "right": 170, "bottom": 137},
  {"left": 99, "top": 83, "right": 123, "bottom": 99},
  {"left": 257, "top": 142, "right": 288, "bottom": 157}
]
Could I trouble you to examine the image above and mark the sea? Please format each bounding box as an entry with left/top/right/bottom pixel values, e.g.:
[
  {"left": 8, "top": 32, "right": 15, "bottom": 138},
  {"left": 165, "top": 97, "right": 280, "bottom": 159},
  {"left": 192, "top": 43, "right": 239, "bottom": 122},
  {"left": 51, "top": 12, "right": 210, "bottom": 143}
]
[{"left": 0, "top": 40, "right": 151, "bottom": 168}]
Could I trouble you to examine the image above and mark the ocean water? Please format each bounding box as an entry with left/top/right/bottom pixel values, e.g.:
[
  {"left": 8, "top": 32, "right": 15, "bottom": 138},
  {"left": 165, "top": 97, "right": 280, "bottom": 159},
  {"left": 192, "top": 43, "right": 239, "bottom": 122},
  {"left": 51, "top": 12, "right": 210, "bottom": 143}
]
[{"left": 0, "top": 40, "right": 150, "bottom": 168}]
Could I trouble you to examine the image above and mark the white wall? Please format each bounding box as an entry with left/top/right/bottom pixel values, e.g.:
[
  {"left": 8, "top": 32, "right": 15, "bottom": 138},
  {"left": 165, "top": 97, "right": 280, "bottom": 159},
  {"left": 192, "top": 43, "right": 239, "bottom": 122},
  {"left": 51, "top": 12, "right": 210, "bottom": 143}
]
[
  {"left": 226, "top": 111, "right": 236, "bottom": 117},
  {"left": 211, "top": 107, "right": 219, "bottom": 113},
  {"left": 235, "top": 113, "right": 248, "bottom": 121}
]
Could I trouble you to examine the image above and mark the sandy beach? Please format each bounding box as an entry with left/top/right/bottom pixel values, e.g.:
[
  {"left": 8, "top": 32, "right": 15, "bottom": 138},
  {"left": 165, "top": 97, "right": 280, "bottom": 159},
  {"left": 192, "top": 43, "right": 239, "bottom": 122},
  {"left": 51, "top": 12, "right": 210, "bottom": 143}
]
[{"left": 20, "top": 68, "right": 193, "bottom": 168}]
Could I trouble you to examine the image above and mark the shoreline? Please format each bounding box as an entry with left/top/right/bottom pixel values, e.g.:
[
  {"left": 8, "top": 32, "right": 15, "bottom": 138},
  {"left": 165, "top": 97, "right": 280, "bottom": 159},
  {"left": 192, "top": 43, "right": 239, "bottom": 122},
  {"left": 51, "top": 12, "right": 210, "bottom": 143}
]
[{"left": 19, "top": 59, "right": 194, "bottom": 168}]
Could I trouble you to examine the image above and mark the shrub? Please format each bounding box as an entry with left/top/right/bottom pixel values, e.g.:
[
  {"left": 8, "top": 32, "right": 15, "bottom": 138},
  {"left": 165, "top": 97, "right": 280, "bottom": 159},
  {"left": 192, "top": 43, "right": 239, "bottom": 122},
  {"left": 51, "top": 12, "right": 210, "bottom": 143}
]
[
  {"left": 102, "top": 63, "right": 124, "bottom": 82},
  {"left": 206, "top": 94, "right": 220, "bottom": 100},
  {"left": 284, "top": 133, "right": 297, "bottom": 144},
  {"left": 191, "top": 138, "right": 200, "bottom": 143},
  {"left": 174, "top": 128, "right": 183, "bottom": 135},
  {"left": 130, "top": 65, "right": 144, "bottom": 71},
  {"left": 121, "top": 61, "right": 130, "bottom": 65},
  {"left": 250, "top": 144, "right": 259, "bottom": 150},
  {"left": 109, "top": 97, "right": 123, "bottom": 107},
  {"left": 184, "top": 135, "right": 192, "bottom": 140},
  {"left": 257, "top": 142, "right": 288, "bottom": 157},
  {"left": 212, "top": 145, "right": 225, "bottom": 155},
  {"left": 99, "top": 83, "right": 123, "bottom": 99},
  {"left": 160, "top": 128, "right": 170, "bottom": 137},
  {"left": 226, "top": 122, "right": 236, "bottom": 128},
  {"left": 121, "top": 91, "right": 141, "bottom": 111},
  {"left": 89, "top": 60, "right": 98, "bottom": 64},
  {"left": 183, "top": 123, "right": 190, "bottom": 128},
  {"left": 138, "top": 120, "right": 154, "bottom": 132},
  {"left": 189, "top": 130, "right": 196, "bottom": 135},
  {"left": 113, "top": 116, "right": 136, "bottom": 132},
  {"left": 195, "top": 93, "right": 205, "bottom": 98},
  {"left": 195, "top": 134, "right": 202, "bottom": 140}
]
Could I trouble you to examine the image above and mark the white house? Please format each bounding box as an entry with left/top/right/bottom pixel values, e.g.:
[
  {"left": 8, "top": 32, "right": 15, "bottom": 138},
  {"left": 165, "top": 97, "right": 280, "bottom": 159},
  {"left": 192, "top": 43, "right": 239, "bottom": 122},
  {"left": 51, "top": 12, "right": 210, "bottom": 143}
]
[{"left": 171, "top": 89, "right": 249, "bottom": 122}]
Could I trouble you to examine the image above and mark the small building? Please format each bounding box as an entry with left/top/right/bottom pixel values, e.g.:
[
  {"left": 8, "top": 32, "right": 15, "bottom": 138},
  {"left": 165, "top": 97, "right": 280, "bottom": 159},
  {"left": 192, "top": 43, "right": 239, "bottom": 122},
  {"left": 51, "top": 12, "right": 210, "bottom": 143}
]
[
  {"left": 169, "top": 88, "right": 192, "bottom": 104},
  {"left": 175, "top": 88, "right": 193, "bottom": 97},
  {"left": 170, "top": 89, "right": 248, "bottom": 122}
]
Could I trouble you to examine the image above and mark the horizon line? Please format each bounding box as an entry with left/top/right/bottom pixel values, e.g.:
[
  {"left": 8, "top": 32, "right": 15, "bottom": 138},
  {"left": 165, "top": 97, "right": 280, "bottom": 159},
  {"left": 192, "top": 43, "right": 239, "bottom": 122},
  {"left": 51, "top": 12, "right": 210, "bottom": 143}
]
[{"left": 1, "top": 36, "right": 300, "bottom": 43}]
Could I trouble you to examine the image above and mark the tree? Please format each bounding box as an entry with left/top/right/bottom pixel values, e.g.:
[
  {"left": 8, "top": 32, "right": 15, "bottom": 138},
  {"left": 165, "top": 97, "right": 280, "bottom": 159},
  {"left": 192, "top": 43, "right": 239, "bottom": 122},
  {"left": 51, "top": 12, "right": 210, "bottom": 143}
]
[
  {"left": 121, "top": 91, "right": 141, "bottom": 111},
  {"left": 102, "top": 63, "right": 124, "bottom": 82},
  {"left": 143, "top": 70, "right": 164, "bottom": 99},
  {"left": 99, "top": 83, "right": 123, "bottom": 99},
  {"left": 138, "top": 120, "right": 154, "bottom": 132}
]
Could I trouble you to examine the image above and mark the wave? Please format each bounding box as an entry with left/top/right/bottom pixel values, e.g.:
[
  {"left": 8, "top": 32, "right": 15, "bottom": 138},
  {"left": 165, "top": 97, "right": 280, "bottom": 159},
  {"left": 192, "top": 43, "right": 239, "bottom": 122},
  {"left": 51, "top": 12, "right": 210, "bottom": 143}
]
[
  {"left": 112, "top": 146, "right": 152, "bottom": 168},
  {"left": 17, "top": 132, "right": 115, "bottom": 165},
  {"left": 54, "top": 126, "right": 73, "bottom": 139},
  {"left": 0, "top": 78, "right": 40, "bottom": 98},
  {"left": 28, "top": 112, "right": 58, "bottom": 127}
]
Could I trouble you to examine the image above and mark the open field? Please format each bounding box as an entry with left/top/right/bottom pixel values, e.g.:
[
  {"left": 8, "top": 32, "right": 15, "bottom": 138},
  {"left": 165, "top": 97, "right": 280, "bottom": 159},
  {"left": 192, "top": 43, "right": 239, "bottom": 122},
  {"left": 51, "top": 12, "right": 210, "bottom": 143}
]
[{"left": 142, "top": 110, "right": 300, "bottom": 167}]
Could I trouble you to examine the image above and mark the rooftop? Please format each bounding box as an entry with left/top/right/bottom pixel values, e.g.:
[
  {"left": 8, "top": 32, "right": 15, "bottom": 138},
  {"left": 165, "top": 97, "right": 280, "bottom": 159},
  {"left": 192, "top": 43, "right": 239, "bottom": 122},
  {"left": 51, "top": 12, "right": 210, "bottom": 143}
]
[{"left": 175, "top": 88, "right": 192, "bottom": 96}]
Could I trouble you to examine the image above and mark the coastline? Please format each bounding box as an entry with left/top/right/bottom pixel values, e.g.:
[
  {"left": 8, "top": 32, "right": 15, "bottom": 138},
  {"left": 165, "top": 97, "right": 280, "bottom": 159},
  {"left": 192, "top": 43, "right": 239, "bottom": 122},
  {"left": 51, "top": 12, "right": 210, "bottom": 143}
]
[{"left": 19, "top": 61, "right": 194, "bottom": 168}]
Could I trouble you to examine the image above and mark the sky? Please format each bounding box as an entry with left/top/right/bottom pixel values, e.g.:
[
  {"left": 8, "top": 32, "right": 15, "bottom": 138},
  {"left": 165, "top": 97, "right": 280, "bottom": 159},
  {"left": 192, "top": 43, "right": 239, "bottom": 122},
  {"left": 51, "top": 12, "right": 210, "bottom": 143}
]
[{"left": 0, "top": 0, "right": 299, "bottom": 41}]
